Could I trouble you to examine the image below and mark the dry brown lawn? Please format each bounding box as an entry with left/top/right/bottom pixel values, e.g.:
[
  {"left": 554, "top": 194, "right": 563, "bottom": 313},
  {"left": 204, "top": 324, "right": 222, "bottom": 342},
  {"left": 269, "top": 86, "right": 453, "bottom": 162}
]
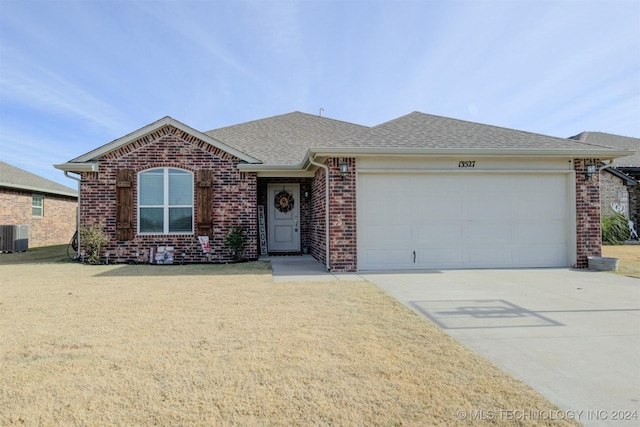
[
  {"left": 602, "top": 244, "right": 640, "bottom": 278},
  {"left": 1, "top": 248, "right": 579, "bottom": 426}
]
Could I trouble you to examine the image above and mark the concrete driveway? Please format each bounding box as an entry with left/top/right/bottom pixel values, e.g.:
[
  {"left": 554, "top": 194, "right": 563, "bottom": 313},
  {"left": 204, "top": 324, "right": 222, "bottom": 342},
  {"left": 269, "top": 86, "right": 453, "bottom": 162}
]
[
  {"left": 362, "top": 269, "right": 640, "bottom": 427},
  {"left": 269, "top": 257, "right": 640, "bottom": 425}
]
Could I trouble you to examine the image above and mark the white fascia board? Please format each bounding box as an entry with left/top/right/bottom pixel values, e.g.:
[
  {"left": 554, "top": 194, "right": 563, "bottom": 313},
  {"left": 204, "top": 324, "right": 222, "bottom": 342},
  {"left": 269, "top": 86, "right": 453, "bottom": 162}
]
[
  {"left": 310, "top": 147, "right": 635, "bottom": 159},
  {"left": 237, "top": 146, "right": 636, "bottom": 174},
  {"left": 54, "top": 162, "right": 99, "bottom": 172},
  {"left": 255, "top": 170, "right": 316, "bottom": 178},
  {"left": 70, "top": 117, "right": 261, "bottom": 164},
  {"left": 236, "top": 163, "right": 314, "bottom": 176}
]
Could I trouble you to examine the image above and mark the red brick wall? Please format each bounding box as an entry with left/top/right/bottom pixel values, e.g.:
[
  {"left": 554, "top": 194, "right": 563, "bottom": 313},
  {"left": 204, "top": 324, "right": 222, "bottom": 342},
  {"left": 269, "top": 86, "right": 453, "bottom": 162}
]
[
  {"left": 309, "top": 165, "right": 327, "bottom": 267},
  {"left": 0, "top": 187, "right": 77, "bottom": 248},
  {"left": 78, "top": 125, "right": 257, "bottom": 263},
  {"left": 327, "top": 157, "right": 357, "bottom": 272},
  {"left": 575, "top": 159, "right": 601, "bottom": 268}
]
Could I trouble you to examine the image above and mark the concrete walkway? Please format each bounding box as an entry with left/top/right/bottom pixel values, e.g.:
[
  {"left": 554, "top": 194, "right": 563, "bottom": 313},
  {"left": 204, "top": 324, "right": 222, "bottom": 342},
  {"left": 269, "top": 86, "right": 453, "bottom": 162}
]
[
  {"left": 266, "top": 255, "right": 362, "bottom": 282},
  {"left": 269, "top": 258, "right": 640, "bottom": 426}
]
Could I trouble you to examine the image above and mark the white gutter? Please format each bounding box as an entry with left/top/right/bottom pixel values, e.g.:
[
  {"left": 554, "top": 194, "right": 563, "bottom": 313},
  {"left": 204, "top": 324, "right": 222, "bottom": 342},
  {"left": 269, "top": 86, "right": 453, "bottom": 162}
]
[
  {"left": 307, "top": 155, "right": 330, "bottom": 271},
  {"left": 54, "top": 161, "right": 99, "bottom": 173},
  {"left": 64, "top": 171, "right": 82, "bottom": 259},
  {"left": 310, "top": 147, "right": 636, "bottom": 159}
]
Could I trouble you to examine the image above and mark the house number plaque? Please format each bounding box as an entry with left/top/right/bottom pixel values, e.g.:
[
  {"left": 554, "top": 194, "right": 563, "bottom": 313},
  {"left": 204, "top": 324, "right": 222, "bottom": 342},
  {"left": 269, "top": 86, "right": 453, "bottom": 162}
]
[{"left": 458, "top": 161, "right": 476, "bottom": 168}]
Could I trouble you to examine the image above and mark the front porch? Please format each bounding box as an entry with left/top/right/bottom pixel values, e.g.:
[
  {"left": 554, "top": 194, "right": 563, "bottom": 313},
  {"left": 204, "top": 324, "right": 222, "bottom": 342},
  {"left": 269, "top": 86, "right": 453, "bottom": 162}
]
[{"left": 257, "top": 177, "right": 319, "bottom": 257}]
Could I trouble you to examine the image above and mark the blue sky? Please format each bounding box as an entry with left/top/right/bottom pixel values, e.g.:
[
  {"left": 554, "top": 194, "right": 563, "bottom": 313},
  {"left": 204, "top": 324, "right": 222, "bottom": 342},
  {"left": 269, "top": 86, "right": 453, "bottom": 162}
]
[{"left": 1, "top": 0, "right": 638, "bottom": 187}]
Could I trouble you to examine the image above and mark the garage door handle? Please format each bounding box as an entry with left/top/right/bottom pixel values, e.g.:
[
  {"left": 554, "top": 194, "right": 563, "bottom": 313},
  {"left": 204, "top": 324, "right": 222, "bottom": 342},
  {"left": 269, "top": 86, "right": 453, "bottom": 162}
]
[{"left": 413, "top": 250, "right": 416, "bottom": 263}]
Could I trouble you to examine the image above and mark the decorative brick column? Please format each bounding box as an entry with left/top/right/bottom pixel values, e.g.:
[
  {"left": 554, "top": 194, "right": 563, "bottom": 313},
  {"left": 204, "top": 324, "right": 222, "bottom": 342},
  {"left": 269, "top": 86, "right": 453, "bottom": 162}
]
[
  {"left": 575, "top": 158, "right": 601, "bottom": 268},
  {"left": 328, "top": 157, "right": 357, "bottom": 272}
]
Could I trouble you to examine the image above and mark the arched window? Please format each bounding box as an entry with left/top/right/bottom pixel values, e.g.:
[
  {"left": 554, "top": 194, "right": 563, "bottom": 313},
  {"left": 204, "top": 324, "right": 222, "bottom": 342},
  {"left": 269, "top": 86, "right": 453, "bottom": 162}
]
[{"left": 138, "top": 168, "right": 193, "bottom": 234}]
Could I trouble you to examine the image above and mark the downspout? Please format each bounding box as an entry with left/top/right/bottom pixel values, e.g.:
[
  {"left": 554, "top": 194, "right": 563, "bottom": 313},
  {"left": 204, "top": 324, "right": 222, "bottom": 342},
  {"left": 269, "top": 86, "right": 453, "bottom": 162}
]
[
  {"left": 308, "top": 155, "right": 330, "bottom": 271},
  {"left": 64, "top": 171, "right": 82, "bottom": 258}
]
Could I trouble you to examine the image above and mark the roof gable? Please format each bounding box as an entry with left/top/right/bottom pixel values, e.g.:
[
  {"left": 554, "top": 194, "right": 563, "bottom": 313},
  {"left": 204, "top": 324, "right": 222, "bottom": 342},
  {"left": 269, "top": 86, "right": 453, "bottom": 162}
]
[
  {"left": 0, "top": 161, "right": 77, "bottom": 197},
  {"left": 56, "top": 116, "right": 260, "bottom": 172}
]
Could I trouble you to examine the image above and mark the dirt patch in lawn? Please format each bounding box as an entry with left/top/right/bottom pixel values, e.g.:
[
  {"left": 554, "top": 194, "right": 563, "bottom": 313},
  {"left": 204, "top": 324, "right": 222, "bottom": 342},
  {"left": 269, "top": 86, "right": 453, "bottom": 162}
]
[
  {"left": 602, "top": 245, "right": 640, "bottom": 278},
  {"left": 0, "top": 261, "right": 578, "bottom": 426}
]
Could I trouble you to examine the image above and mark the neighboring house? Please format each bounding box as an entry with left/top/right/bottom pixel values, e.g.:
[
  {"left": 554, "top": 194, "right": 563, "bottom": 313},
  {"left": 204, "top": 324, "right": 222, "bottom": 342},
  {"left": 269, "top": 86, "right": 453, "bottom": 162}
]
[
  {"left": 569, "top": 132, "right": 640, "bottom": 226},
  {"left": 0, "top": 161, "right": 78, "bottom": 248},
  {"left": 54, "top": 112, "right": 632, "bottom": 271}
]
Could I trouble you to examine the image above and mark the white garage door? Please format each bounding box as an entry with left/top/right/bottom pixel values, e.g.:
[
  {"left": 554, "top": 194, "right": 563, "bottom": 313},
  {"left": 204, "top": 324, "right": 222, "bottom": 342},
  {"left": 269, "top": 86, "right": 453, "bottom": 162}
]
[{"left": 358, "top": 173, "right": 570, "bottom": 270}]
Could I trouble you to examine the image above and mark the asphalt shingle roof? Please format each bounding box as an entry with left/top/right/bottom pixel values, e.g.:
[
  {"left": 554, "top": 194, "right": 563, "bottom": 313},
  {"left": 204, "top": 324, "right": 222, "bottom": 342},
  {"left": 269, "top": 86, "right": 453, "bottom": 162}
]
[
  {"left": 0, "top": 161, "right": 77, "bottom": 197},
  {"left": 205, "top": 112, "right": 369, "bottom": 165},
  {"left": 569, "top": 132, "right": 640, "bottom": 167},
  {"left": 345, "top": 112, "right": 618, "bottom": 150},
  {"left": 59, "top": 111, "right": 634, "bottom": 171},
  {"left": 205, "top": 111, "right": 629, "bottom": 166}
]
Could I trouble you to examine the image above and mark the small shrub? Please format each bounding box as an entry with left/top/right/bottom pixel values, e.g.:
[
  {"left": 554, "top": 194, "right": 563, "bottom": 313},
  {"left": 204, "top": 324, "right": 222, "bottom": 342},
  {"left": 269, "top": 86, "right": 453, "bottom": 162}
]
[
  {"left": 80, "top": 223, "right": 109, "bottom": 263},
  {"left": 602, "top": 213, "right": 630, "bottom": 245},
  {"left": 225, "top": 227, "right": 246, "bottom": 261}
]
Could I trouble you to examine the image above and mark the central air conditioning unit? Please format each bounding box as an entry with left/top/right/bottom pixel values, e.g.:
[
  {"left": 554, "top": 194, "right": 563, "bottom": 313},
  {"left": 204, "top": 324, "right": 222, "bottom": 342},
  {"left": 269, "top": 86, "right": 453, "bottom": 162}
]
[{"left": 0, "top": 225, "right": 29, "bottom": 252}]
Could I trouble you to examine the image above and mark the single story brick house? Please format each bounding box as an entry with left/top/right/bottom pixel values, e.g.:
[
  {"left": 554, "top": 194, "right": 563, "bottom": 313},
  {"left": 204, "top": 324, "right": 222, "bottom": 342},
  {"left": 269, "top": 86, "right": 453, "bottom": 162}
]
[
  {"left": 55, "top": 112, "right": 632, "bottom": 271},
  {"left": 570, "top": 132, "right": 640, "bottom": 227},
  {"left": 0, "top": 161, "right": 78, "bottom": 249}
]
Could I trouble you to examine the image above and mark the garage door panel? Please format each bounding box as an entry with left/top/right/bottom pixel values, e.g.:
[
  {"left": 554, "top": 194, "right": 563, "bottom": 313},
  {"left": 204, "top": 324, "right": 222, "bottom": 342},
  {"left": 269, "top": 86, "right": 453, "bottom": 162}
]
[
  {"left": 466, "top": 195, "right": 513, "bottom": 220},
  {"left": 363, "top": 225, "right": 412, "bottom": 244},
  {"left": 418, "top": 248, "right": 464, "bottom": 268},
  {"left": 414, "top": 195, "right": 462, "bottom": 220},
  {"left": 468, "top": 247, "right": 513, "bottom": 266},
  {"left": 415, "top": 224, "right": 463, "bottom": 242},
  {"left": 515, "top": 197, "right": 565, "bottom": 219},
  {"left": 364, "top": 250, "right": 413, "bottom": 267},
  {"left": 514, "top": 221, "right": 567, "bottom": 244},
  {"left": 517, "top": 246, "right": 567, "bottom": 266},
  {"left": 363, "top": 200, "right": 407, "bottom": 224},
  {"left": 358, "top": 173, "right": 570, "bottom": 270},
  {"left": 467, "top": 222, "right": 512, "bottom": 244}
]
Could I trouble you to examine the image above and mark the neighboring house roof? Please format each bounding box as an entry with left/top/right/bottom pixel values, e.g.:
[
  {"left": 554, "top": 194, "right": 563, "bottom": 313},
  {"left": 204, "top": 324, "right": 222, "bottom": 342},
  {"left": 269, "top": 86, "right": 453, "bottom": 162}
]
[
  {"left": 569, "top": 132, "right": 640, "bottom": 167},
  {"left": 0, "top": 161, "right": 77, "bottom": 198}
]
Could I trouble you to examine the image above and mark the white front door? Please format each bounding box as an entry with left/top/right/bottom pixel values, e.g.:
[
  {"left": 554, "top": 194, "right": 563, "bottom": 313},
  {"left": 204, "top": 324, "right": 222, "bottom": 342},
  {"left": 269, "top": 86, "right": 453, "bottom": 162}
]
[{"left": 268, "top": 184, "right": 300, "bottom": 252}]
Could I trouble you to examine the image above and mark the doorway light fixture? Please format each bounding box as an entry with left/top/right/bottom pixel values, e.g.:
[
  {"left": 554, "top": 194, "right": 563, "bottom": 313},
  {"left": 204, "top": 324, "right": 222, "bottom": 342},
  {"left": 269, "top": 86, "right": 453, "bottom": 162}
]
[
  {"left": 339, "top": 160, "right": 349, "bottom": 180},
  {"left": 585, "top": 161, "right": 597, "bottom": 181}
]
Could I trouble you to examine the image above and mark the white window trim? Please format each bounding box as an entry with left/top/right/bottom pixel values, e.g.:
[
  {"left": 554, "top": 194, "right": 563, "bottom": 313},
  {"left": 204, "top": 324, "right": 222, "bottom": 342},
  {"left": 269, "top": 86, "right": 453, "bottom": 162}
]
[
  {"left": 137, "top": 168, "right": 194, "bottom": 235},
  {"left": 32, "top": 194, "right": 44, "bottom": 217}
]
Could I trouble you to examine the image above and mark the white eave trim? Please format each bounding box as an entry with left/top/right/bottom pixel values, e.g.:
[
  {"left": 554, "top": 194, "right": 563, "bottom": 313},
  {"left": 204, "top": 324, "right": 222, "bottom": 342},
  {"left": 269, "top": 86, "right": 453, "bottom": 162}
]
[
  {"left": 237, "top": 163, "right": 315, "bottom": 177},
  {"left": 310, "top": 147, "right": 636, "bottom": 159},
  {"left": 69, "top": 116, "right": 261, "bottom": 165},
  {"left": 236, "top": 147, "right": 636, "bottom": 174},
  {"left": 54, "top": 162, "right": 99, "bottom": 173}
]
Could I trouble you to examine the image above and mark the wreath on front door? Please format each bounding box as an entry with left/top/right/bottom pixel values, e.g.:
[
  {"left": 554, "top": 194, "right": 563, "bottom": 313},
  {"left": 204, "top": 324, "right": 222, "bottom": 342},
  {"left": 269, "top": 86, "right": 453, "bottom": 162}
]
[{"left": 274, "top": 190, "right": 295, "bottom": 213}]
